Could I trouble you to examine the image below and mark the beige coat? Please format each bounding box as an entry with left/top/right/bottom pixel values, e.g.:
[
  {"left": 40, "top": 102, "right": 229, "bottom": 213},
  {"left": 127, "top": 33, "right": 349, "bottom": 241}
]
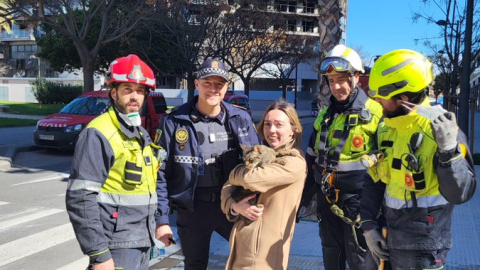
[{"left": 221, "top": 147, "right": 307, "bottom": 270}]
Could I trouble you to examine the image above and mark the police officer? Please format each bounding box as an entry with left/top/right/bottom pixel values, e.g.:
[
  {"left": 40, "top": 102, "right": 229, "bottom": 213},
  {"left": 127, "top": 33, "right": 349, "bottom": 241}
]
[
  {"left": 361, "top": 49, "right": 477, "bottom": 269},
  {"left": 154, "top": 58, "right": 260, "bottom": 269},
  {"left": 66, "top": 54, "right": 172, "bottom": 270},
  {"left": 300, "top": 44, "right": 383, "bottom": 270}
]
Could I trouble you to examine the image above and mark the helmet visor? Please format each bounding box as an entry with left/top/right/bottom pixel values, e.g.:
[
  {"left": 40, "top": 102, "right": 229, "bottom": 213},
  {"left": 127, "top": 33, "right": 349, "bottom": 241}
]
[
  {"left": 320, "top": 57, "right": 352, "bottom": 74},
  {"left": 369, "top": 80, "right": 409, "bottom": 99}
]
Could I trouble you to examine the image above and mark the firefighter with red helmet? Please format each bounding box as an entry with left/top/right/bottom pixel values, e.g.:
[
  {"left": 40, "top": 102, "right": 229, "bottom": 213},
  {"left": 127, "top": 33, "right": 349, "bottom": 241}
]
[{"left": 66, "top": 54, "right": 172, "bottom": 270}]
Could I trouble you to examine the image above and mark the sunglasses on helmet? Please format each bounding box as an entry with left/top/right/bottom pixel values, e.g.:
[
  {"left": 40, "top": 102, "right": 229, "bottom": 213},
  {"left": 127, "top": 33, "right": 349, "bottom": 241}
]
[{"left": 320, "top": 57, "right": 353, "bottom": 74}]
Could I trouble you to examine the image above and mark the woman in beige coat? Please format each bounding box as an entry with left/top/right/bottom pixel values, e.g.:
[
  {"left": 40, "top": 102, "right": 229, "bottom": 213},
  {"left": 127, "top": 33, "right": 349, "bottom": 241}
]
[{"left": 221, "top": 100, "right": 307, "bottom": 270}]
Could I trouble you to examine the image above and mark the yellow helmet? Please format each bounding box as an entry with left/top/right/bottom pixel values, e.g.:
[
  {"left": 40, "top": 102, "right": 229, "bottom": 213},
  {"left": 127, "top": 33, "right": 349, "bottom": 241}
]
[{"left": 368, "top": 49, "right": 433, "bottom": 99}]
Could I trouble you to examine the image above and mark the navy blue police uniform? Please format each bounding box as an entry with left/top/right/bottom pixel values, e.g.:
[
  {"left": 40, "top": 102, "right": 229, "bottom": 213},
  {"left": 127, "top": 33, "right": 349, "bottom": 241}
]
[{"left": 155, "top": 96, "right": 260, "bottom": 269}]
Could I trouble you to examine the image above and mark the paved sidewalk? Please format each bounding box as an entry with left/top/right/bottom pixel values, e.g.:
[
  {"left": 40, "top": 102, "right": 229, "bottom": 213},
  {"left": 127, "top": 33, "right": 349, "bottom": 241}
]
[{"left": 0, "top": 112, "right": 42, "bottom": 170}]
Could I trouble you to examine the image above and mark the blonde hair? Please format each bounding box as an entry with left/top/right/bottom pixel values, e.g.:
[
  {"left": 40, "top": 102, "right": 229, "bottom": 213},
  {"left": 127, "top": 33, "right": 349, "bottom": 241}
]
[{"left": 257, "top": 99, "right": 303, "bottom": 149}]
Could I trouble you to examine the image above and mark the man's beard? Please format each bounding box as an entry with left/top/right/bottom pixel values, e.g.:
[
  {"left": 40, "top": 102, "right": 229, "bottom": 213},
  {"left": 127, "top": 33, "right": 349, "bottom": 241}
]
[
  {"left": 115, "top": 99, "right": 141, "bottom": 114},
  {"left": 384, "top": 106, "right": 407, "bottom": 118}
]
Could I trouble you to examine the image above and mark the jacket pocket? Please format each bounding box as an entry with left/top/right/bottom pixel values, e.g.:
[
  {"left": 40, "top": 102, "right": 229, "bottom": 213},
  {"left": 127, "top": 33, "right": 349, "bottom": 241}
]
[{"left": 124, "top": 150, "right": 144, "bottom": 185}]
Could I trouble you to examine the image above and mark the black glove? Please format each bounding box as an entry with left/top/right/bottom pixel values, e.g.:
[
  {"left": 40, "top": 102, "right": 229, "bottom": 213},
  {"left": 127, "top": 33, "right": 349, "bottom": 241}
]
[{"left": 364, "top": 229, "right": 389, "bottom": 264}]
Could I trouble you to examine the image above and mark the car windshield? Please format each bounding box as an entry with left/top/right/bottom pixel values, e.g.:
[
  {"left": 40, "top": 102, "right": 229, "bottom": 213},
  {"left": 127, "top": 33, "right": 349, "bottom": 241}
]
[{"left": 60, "top": 96, "right": 110, "bottom": 115}]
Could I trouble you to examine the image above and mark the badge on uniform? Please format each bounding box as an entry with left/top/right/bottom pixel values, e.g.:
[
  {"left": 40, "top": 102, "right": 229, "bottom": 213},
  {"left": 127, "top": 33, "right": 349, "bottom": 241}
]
[
  {"left": 405, "top": 172, "right": 414, "bottom": 189},
  {"left": 176, "top": 128, "right": 188, "bottom": 151},
  {"left": 352, "top": 135, "right": 364, "bottom": 150},
  {"left": 144, "top": 156, "right": 152, "bottom": 166},
  {"left": 209, "top": 133, "right": 216, "bottom": 143}
]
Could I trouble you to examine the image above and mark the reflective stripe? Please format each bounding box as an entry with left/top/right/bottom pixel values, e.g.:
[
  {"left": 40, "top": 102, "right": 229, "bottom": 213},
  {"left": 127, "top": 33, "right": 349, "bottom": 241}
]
[
  {"left": 306, "top": 147, "right": 316, "bottom": 157},
  {"left": 174, "top": 155, "right": 199, "bottom": 164},
  {"left": 316, "top": 160, "right": 365, "bottom": 172},
  {"left": 384, "top": 193, "right": 448, "bottom": 209},
  {"left": 67, "top": 179, "right": 102, "bottom": 192},
  {"left": 97, "top": 192, "right": 157, "bottom": 206},
  {"left": 382, "top": 58, "right": 415, "bottom": 76},
  {"left": 336, "top": 160, "right": 365, "bottom": 171}
]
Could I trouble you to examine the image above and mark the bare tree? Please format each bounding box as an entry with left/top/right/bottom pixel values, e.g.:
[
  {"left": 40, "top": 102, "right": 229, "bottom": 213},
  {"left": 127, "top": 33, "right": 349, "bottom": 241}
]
[
  {"left": 126, "top": 0, "right": 228, "bottom": 100},
  {"left": 208, "top": 2, "right": 300, "bottom": 96},
  {"left": 413, "top": 0, "right": 479, "bottom": 108},
  {"left": 2, "top": 0, "right": 160, "bottom": 92},
  {"left": 259, "top": 37, "right": 318, "bottom": 99}
]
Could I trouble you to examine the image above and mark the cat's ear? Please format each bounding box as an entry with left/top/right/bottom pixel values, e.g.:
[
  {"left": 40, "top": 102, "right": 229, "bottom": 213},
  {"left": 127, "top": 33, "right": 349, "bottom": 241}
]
[
  {"left": 240, "top": 144, "right": 247, "bottom": 151},
  {"left": 254, "top": 144, "right": 262, "bottom": 152}
]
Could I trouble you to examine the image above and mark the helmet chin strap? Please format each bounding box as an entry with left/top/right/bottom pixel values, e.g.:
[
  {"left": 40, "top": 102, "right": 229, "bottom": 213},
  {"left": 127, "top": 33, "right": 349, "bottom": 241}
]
[{"left": 350, "top": 73, "right": 356, "bottom": 91}]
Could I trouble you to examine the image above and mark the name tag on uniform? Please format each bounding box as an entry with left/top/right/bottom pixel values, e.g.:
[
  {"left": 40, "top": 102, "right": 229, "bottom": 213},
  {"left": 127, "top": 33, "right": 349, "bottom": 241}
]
[
  {"left": 144, "top": 156, "right": 152, "bottom": 166},
  {"left": 209, "top": 133, "right": 216, "bottom": 143}
]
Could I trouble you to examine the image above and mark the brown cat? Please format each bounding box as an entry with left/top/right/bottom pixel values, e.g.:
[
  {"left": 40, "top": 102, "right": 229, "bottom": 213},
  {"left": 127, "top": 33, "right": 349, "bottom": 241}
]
[{"left": 231, "top": 144, "right": 276, "bottom": 205}]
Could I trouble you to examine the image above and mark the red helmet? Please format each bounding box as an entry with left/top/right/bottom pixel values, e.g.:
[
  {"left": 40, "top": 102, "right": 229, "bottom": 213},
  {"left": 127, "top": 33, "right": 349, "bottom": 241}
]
[{"left": 105, "top": 54, "right": 156, "bottom": 91}]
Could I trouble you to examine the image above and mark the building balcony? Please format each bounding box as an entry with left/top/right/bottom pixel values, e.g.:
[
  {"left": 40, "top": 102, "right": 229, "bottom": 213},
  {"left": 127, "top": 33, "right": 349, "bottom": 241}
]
[{"left": 0, "top": 29, "right": 36, "bottom": 41}]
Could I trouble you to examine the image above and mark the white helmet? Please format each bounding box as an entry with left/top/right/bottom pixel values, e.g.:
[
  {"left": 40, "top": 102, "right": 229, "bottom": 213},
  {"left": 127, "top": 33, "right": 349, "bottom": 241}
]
[{"left": 320, "top": 44, "right": 365, "bottom": 74}]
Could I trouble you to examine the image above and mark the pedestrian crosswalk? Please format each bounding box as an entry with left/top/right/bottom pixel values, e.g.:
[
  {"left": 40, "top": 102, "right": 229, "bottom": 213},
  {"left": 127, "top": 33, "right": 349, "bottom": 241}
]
[{"left": 0, "top": 200, "right": 88, "bottom": 269}]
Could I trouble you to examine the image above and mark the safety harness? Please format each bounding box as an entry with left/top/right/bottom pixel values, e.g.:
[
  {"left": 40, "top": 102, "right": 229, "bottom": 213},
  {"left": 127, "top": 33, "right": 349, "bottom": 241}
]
[{"left": 315, "top": 102, "right": 371, "bottom": 252}]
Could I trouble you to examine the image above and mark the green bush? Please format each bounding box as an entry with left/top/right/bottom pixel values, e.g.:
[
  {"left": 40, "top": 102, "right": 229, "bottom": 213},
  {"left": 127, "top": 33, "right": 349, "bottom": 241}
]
[{"left": 31, "top": 79, "right": 83, "bottom": 104}]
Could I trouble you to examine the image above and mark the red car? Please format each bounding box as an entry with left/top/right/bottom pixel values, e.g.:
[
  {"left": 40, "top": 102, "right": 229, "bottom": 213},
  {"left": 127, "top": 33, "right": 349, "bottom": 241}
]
[{"left": 34, "top": 90, "right": 167, "bottom": 150}]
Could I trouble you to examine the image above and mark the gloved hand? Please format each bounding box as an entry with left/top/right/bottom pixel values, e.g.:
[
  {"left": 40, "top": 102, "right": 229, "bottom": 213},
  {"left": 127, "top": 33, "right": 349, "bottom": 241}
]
[
  {"left": 364, "top": 229, "right": 389, "bottom": 264},
  {"left": 431, "top": 112, "right": 458, "bottom": 152}
]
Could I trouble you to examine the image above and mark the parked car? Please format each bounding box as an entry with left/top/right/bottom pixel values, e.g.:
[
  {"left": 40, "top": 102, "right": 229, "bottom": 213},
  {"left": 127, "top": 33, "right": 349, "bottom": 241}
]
[
  {"left": 33, "top": 90, "right": 167, "bottom": 150},
  {"left": 223, "top": 91, "right": 252, "bottom": 115}
]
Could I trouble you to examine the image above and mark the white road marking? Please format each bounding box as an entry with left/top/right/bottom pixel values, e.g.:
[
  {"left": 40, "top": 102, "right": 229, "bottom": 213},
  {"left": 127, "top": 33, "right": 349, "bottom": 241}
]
[
  {"left": 0, "top": 223, "right": 76, "bottom": 266},
  {"left": 11, "top": 172, "right": 69, "bottom": 186},
  {"left": 0, "top": 206, "right": 43, "bottom": 219},
  {"left": 0, "top": 208, "right": 64, "bottom": 231},
  {"left": 0, "top": 201, "right": 10, "bottom": 206}
]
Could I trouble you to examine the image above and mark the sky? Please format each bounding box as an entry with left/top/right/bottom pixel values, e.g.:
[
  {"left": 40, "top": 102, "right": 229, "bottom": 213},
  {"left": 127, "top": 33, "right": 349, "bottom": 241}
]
[{"left": 346, "top": 0, "right": 444, "bottom": 66}]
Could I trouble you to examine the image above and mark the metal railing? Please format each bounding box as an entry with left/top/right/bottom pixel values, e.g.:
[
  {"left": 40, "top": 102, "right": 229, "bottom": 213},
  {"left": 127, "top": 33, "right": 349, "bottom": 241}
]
[
  {"left": 444, "top": 84, "right": 480, "bottom": 152},
  {"left": 0, "top": 29, "right": 35, "bottom": 40}
]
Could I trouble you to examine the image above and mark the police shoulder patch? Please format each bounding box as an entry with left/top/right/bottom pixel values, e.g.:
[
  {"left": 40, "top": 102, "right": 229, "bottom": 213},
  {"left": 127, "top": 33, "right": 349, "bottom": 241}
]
[{"left": 175, "top": 128, "right": 188, "bottom": 143}]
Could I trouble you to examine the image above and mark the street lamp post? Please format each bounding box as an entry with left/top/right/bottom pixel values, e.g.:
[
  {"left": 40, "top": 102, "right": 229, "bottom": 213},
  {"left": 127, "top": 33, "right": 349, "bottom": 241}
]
[
  {"left": 435, "top": 19, "right": 460, "bottom": 111},
  {"left": 458, "top": 0, "right": 474, "bottom": 137}
]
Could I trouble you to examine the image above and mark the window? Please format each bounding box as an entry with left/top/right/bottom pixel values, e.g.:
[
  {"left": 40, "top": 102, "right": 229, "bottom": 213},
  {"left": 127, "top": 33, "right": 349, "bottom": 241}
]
[
  {"left": 302, "top": 20, "right": 315, "bottom": 33},
  {"left": 303, "top": 0, "right": 316, "bottom": 13},
  {"left": 276, "top": 1, "right": 297, "bottom": 13},
  {"left": 0, "top": 86, "right": 8, "bottom": 101},
  {"left": 11, "top": 44, "right": 38, "bottom": 59},
  {"left": 287, "top": 20, "right": 296, "bottom": 31}
]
